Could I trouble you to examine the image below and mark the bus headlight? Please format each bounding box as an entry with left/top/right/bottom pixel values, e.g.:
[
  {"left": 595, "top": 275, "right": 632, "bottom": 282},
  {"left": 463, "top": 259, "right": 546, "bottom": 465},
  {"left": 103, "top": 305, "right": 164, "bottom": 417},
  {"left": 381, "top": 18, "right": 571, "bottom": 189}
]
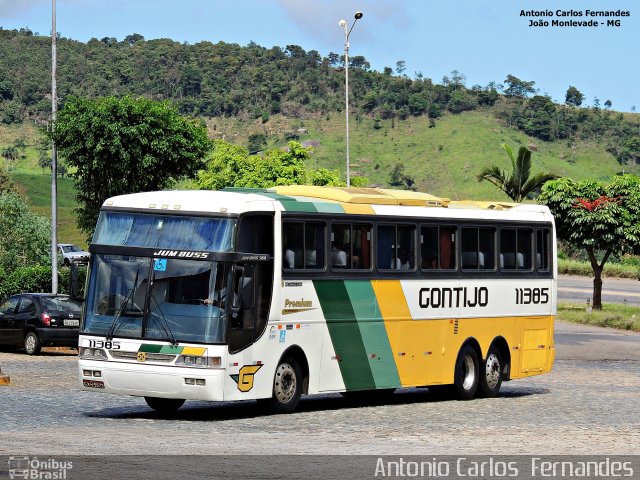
[
  {"left": 176, "top": 355, "right": 221, "bottom": 368},
  {"left": 80, "top": 348, "right": 108, "bottom": 360}
]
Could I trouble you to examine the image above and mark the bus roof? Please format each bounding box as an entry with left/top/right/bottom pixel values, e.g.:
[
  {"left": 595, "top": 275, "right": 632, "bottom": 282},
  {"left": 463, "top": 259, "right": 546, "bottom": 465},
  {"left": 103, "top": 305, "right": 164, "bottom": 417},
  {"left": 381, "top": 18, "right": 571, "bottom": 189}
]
[{"left": 101, "top": 186, "right": 551, "bottom": 220}]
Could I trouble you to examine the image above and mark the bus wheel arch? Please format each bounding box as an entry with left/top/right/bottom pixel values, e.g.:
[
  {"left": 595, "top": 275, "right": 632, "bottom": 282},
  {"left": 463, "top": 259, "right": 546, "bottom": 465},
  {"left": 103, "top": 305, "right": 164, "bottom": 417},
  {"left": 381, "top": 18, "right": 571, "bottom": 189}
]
[
  {"left": 453, "top": 338, "right": 482, "bottom": 400},
  {"left": 265, "top": 346, "right": 308, "bottom": 414},
  {"left": 279, "top": 345, "right": 309, "bottom": 394}
]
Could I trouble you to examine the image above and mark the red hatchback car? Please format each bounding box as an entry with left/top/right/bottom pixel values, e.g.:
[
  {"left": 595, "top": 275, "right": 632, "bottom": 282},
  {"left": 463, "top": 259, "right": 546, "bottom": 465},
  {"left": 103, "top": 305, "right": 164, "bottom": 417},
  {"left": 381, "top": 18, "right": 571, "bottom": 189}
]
[{"left": 0, "top": 293, "right": 82, "bottom": 355}]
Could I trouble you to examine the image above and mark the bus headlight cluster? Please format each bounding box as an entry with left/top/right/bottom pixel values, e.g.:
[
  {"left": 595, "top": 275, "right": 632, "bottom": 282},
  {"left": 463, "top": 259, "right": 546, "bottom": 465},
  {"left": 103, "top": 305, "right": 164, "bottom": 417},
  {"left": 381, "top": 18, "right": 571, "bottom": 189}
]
[
  {"left": 80, "top": 348, "right": 108, "bottom": 360},
  {"left": 176, "top": 355, "right": 221, "bottom": 368}
]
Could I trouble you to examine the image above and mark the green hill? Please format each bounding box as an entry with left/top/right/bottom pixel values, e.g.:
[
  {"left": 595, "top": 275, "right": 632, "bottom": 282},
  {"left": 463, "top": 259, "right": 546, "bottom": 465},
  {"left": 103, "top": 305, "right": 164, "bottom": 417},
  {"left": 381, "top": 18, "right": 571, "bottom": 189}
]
[
  {"left": 2, "top": 107, "right": 632, "bottom": 247},
  {"left": 1, "top": 27, "right": 638, "bottom": 244}
]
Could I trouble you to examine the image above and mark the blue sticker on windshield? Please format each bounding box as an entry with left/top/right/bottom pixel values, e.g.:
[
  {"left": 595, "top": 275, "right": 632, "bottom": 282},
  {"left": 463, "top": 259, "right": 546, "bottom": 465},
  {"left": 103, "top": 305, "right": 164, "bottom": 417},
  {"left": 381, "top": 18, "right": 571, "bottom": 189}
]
[{"left": 153, "top": 259, "right": 167, "bottom": 271}]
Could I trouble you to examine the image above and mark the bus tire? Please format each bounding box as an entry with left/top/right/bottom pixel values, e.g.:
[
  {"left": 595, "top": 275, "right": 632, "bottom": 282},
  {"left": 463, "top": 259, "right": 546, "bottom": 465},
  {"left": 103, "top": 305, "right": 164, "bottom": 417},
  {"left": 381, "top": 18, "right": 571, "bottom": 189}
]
[
  {"left": 144, "top": 397, "right": 185, "bottom": 413},
  {"left": 453, "top": 344, "right": 479, "bottom": 400},
  {"left": 269, "top": 356, "right": 302, "bottom": 414},
  {"left": 478, "top": 346, "right": 503, "bottom": 398}
]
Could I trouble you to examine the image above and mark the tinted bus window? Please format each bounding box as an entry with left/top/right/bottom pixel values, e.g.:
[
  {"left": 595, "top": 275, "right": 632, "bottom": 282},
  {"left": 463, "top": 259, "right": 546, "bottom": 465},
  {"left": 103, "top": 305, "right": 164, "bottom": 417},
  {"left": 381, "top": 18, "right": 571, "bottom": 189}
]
[
  {"left": 536, "top": 228, "right": 551, "bottom": 271},
  {"left": 461, "top": 227, "right": 495, "bottom": 270},
  {"left": 377, "top": 225, "right": 415, "bottom": 271},
  {"left": 421, "top": 225, "right": 457, "bottom": 270},
  {"left": 500, "top": 228, "right": 532, "bottom": 270},
  {"left": 331, "top": 223, "right": 372, "bottom": 270},
  {"left": 283, "top": 221, "right": 325, "bottom": 270}
]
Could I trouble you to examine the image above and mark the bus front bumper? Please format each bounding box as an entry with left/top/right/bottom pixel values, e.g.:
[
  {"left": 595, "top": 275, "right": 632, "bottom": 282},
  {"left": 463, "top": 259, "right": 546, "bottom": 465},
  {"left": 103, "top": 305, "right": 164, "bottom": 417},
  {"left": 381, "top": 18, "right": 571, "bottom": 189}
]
[{"left": 78, "top": 359, "right": 226, "bottom": 401}]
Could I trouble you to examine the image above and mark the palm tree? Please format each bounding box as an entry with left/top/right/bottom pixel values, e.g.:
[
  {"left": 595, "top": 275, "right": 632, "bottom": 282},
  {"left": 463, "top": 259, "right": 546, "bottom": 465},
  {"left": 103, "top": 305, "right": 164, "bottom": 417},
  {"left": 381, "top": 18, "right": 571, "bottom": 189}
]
[{"left": 476, "top": 143, "right": 558, "bottom": 202}]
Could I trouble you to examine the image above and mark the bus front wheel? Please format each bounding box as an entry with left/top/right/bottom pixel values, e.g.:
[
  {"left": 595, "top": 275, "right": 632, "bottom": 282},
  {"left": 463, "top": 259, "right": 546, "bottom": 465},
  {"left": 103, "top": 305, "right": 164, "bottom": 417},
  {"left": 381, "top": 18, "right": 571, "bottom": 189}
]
[
  {"left": 453, "top": 345, "right": 479, "bottom": 400},
  {"left": 478, "top": 346, "right": 503, "bottom": 398},
  {"left": 269, "top": 357, "right": 302, "bottom": 414},
  {"left": 144, "top": 397, "right": 185, "bottom": 413}
]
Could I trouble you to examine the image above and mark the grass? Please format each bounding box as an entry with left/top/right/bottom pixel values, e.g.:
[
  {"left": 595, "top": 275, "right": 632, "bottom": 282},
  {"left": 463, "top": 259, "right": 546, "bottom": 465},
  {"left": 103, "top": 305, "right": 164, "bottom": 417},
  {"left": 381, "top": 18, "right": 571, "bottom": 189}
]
[
  {"left": 206, "top": 108, "right": 632, "bottom": 200},
  {"left": 557, "top": 302, "right": 640, "bottom": 332},
  {"left": 558, "top": 258, "right": 640, "bottom": 279}
]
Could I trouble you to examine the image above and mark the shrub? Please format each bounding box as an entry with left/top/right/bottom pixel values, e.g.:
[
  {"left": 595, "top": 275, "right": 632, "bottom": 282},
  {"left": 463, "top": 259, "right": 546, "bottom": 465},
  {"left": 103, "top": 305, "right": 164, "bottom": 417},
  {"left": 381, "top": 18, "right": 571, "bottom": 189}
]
[{"left": 0, "top": 265, "right": 87, "bottom": 302}]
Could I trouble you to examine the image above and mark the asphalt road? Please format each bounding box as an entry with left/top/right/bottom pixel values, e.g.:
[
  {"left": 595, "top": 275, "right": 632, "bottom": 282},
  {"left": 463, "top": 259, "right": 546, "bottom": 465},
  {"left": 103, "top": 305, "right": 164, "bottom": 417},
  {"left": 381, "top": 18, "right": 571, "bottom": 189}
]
[
  {"left": 558, "top": 274, "right": 640, "bottom": 305},
  {"left": 1, "top": 320, "right": 639, "bottom": 460}
]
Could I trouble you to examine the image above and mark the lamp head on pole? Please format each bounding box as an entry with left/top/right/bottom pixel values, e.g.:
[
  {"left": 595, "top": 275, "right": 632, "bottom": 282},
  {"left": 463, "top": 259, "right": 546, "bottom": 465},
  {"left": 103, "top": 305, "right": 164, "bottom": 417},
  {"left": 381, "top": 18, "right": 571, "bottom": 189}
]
[
  {"left": 355, "top": 11, "right": 363, "bottom": 20},
  {"left": 339, "top": 19, "right": 347, "bottom": 29}
]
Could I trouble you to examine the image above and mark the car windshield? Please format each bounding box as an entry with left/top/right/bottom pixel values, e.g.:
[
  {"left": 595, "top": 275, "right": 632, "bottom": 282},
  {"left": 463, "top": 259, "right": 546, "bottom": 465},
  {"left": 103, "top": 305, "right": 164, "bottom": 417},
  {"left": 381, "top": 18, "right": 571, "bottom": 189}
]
[
  {"left": 83, "top": 254, "right": 229, "bottom": 344},
  {"left": 42, "top": 297, "right": 83, "bottom": 313},
  {"left": 61, "top": 245, "right": 82, "bottom": 253}
]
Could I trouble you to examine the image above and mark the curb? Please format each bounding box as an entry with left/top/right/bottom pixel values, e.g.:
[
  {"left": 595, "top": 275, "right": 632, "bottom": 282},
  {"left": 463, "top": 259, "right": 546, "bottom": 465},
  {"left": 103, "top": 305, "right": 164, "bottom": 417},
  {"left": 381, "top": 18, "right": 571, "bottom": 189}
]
[{"left": 0, "top": 366, "right": 10, "bottom": 386}]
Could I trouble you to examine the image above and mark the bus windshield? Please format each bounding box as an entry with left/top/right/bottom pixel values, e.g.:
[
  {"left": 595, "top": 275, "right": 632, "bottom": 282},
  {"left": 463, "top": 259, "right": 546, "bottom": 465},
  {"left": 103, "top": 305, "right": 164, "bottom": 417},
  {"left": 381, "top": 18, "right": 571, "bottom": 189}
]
[
  {"left": 93, "top": 212, "right": 235, "bottom": 251},
  {"left": 83, "top": 254, "right": 229, "bottom": 344}
]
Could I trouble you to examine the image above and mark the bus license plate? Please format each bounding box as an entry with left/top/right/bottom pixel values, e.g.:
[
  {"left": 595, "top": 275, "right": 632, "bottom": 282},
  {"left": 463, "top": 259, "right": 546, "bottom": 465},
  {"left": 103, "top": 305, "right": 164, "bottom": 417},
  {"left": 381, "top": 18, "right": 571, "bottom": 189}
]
[
  {"left": 83, "top": 380, "right": 105, "bottom": 389},
  {"left": 64, "top": 319, "right": 80, "bottom": 327}
]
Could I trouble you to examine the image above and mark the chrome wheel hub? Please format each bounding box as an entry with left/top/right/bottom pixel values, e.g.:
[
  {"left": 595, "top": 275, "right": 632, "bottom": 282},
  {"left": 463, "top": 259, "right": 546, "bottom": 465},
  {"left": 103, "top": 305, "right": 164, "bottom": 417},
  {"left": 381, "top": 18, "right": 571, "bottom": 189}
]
[
  {"left": 485, "top": 353, "right": 501, "bottom": 389},
  {"left": 274, "top": 363, "right": 297, "bottom": 403}
]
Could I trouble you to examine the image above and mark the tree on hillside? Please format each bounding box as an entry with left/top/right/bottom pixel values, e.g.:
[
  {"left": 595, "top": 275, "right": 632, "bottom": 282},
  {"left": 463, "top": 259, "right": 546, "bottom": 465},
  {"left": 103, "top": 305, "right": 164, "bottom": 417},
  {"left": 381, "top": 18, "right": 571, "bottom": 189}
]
[
  {"left": 50, "top": 96, "right": 211, "bottom": 234},
  {"left": 565, "top": 86, "right": 584, "bottom": 107},
  {"left": 195, "top": 140, "right": 362, "bottom": 190},
  {"left": 0, "top": 164, "right": 16, "bottom": 194},
  {"left": 476, "top": 144, "right": 558, "bottom": 202},
  {"left": 0, "top": 192, "right": 51, "bottom": 272},
  {"left": 1, "top": 146, "right": 18, "bottom": 170},
  {"left": 503, "top": 75, "right": 536, "bottom": 99},
  {"left": 538, "top": 176, "right": 640, "bottom": 309}
]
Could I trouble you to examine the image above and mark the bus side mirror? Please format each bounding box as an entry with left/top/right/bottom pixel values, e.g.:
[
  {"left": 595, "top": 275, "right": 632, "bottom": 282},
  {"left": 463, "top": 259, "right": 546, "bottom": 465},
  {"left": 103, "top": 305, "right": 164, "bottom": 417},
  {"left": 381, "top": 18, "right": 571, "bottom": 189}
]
[
  {"left": 70, "top": 262, "right": 84, "bottom": 301},
  {"left": 230, "top": 265, "right": 255, "bottom": 328}
]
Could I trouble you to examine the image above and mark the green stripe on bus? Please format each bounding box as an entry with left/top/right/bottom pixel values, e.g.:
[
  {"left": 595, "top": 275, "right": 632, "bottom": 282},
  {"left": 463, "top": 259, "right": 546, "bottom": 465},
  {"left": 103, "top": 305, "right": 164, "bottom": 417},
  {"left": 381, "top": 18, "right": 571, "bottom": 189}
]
[
  {"left": 138, "top": 344, "right": 163, "bottom": 353},
  {"left": 314, "top": 280, "right": 376, "bottom": 391},
  {"left": 159, "top": 345, "right": 184, "bottom": 354},
  {"left": 344, "top": 281, "right": 401, "bottom": 389},
  {"left": 311, "top": 201, "right": 345, "bottom": 214},
  {"left": 279, "top": 200, "right": 318, "bottom": 212}
]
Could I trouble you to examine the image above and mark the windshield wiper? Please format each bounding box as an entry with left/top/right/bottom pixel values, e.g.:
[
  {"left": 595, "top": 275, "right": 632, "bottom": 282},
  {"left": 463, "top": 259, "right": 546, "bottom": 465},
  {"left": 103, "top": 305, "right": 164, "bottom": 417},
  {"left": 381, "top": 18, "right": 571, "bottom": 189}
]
[
  {"left": 149, "top": 296, "right": 178, "bottom": 345},
  {"left": 106, "top": 268, "right": 140, "bottom": 341}
]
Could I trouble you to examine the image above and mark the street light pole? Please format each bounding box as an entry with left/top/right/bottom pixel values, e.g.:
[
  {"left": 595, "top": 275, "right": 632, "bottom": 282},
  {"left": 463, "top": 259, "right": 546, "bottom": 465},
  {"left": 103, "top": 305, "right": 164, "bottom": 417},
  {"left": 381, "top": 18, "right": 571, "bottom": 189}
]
[
  {"left": 339, "top": 11, "right": 363, "bottom": 188},
  {"left": 51, "top": 0, "right": 58, "bottom": 294}
]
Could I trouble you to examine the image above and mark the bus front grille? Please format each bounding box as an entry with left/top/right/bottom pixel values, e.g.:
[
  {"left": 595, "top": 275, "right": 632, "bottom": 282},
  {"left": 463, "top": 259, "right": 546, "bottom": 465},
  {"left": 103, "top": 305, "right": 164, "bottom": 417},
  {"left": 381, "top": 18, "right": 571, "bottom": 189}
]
[{"left": 109, "top": 351, "right": 176, "bottom": 363}]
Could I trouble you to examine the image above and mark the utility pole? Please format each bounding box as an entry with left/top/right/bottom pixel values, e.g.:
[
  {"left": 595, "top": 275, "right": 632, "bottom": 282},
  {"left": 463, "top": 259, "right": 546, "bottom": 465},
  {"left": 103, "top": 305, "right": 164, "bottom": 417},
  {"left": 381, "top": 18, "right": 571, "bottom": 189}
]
[
  {"left": 339, "top": 11, "right": 363, "bottom": 188},
  {"left": 51, "top": 0, "right": 58, "bottom": 294}
]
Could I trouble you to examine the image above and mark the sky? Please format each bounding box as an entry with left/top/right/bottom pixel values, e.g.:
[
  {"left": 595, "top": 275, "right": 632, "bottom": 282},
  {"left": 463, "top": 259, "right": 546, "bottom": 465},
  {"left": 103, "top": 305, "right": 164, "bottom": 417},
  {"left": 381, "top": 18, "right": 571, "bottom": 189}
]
[{"left": 1, "top": 0, "right": 638, "bottom": 111}]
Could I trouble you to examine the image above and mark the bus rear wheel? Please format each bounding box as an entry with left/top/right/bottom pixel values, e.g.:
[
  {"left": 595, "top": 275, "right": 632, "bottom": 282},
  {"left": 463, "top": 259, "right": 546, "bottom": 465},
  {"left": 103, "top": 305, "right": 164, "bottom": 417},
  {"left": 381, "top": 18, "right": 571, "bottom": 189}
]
[
  {"left": 269, "top": 357, "right": 302, "bottom": 414},
  {"left": 144, "top": 397, "right": 185, "bottom": 413},
  {"left": 453, "top": 345, "right": 479, "bottom": 400},
  {"left": 478, "top": 346, "right": 503, "bottom": 398}
]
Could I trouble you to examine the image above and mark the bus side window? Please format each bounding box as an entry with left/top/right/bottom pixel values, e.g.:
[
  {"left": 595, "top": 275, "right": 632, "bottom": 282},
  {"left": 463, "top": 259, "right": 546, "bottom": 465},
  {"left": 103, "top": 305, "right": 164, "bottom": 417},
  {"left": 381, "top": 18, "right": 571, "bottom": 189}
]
[
  {"left": 421, "top": 225, "right": 456, "bottom": 270},
  {"left": 536, "top": 228, "right": 550, "bottom": 271},
  {"left": 500, "top": 228, "right": 532, "bottom": 270},
  {"left": 462, "top": 227, "right": 495, "bottom": 270},
  {"left": 283, "top": 221, "right": 325, "bottom": 270},
  {"left": 378, "top": 224, "right": 415, "bottom": 271}
]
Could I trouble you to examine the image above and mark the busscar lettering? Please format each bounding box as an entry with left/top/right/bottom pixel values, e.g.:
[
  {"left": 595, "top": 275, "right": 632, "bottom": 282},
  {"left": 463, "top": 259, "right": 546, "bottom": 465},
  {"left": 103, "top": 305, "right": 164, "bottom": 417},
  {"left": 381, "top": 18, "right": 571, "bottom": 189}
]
[
  {"left": 153, "top": 250, "right": 210, "bottom": 259},
  {"left": 419, "top": 287, "right": 488, "bottom": 309}
]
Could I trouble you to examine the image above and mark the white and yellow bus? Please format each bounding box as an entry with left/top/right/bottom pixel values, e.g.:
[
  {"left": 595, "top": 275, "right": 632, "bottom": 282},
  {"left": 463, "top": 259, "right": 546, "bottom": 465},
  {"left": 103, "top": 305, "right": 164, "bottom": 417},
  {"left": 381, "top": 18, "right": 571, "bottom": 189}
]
[{"left": 78, "top": 186, "right": 556, "bottom": 413}]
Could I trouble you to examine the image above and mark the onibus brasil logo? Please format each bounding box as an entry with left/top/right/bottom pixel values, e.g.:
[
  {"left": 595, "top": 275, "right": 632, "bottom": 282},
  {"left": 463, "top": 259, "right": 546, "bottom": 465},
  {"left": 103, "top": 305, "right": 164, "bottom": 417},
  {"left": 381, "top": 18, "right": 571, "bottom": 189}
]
[{"left": 8, "top": 456, "right": 73, "bottom": 479}]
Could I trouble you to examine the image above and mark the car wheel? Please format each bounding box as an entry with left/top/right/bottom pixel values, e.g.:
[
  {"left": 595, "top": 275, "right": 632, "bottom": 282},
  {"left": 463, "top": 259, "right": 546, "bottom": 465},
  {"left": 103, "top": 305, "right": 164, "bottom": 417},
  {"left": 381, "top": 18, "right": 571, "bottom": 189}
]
[
  {"left": 269, "top": 356, "right": 302, "bottom": 414},
  {"left": 24, "top": 332, "right": 41, "bottom": 355},
  {"left": 478, "top": 345, "right": 503, "bottom": 398},
  {"left": 144, "top": 397, "right": 185, "bottom": 413},
  {"left": 453, "top": 344, "right": 480, "bottom": 400}
]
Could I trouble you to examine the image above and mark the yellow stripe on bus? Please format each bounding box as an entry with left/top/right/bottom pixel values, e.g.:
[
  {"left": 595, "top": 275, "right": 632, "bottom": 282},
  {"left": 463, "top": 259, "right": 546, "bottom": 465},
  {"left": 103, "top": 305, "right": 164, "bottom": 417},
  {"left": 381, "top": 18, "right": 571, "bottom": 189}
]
[
  {"left": 182, "top": 347, "right": 207, "bottom": 356},
  {"left": 341, "top": 203, "right": 376, "bottom": 215},
  {"left": 372, "top": 280, "right": 430, "bottom": 387}
]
